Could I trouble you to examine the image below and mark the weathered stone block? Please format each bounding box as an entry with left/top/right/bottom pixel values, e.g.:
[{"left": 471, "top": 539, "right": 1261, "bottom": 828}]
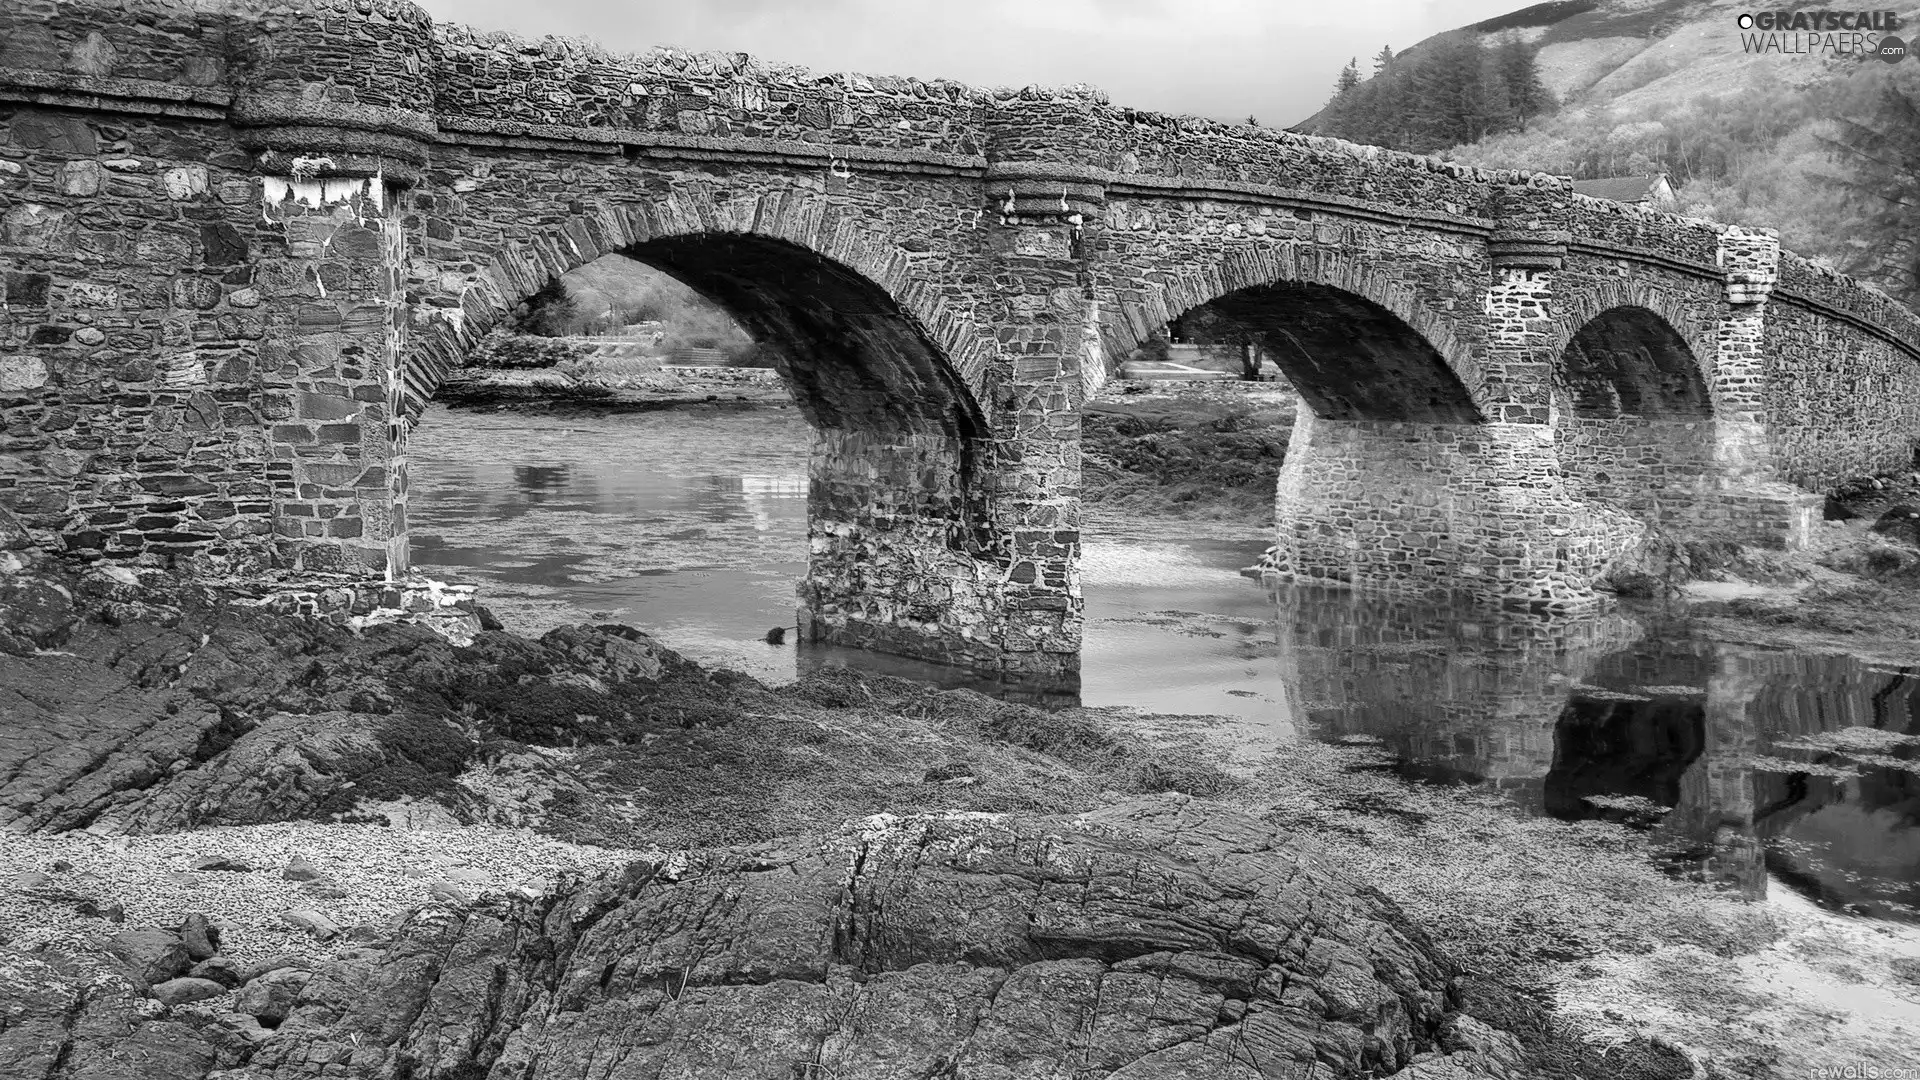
[
  {"left": 199, "top": 222, "right": 248, "bottom": 266},
  {"left": 295, "top": 392, "right": 360, "bottom": 421},
  {"left": 0, "top": 355, "right": 50, "bottom": 391},
  {"left": 2, "top": 205, "right": 74, "bottom": 251},
  {"left": 9, "top": 110, "right": 96, "bottom": 155},
  {"left": 56, "top": 159, "right": 104, "bottom": 196}
]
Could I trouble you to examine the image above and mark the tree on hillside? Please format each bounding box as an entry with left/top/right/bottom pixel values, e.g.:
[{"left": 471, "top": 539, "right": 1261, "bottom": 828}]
[
  {"left": 1495, "top": 37, "right": 1554, "bottom": 125},
  {"left": 1409, "top": 34, "right": 1512, "bottom": 146},
  {"left": 1373, "top": 45, "right": 1394, "bottom": 75},
  {"left": 514, "top": 278, "right": 581, "bottom": 337},
  {"left": 1826, "top": 69, "right": 1920, "bottom": 304},
  {"left": 1336, "top": 58, "right": 1361, "bottom": 96},
  {"left": 1305, "top": 33, "right": 1549, "bottom": 153}
]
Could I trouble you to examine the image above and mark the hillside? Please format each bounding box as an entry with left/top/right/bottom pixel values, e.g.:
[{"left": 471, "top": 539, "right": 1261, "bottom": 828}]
[{"left": 1298, "top": 0, "right": 1919, "bottom": 305}]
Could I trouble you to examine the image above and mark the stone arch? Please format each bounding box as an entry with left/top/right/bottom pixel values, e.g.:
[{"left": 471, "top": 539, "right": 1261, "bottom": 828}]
[
  {"left": 1548, "top": 282, "right": 1716, "bottom": 419},
  {"left": 1104, "top": 243, "right": 1487, "bottom": 423},
  {"left": 401, "top": 189, "right": 994, "bottom": 439}
]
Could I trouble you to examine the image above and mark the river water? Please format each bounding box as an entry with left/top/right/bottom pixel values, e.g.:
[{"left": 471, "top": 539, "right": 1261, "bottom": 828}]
[{"left": 408, "top": 402, "right": 1920, "bottom": 922}]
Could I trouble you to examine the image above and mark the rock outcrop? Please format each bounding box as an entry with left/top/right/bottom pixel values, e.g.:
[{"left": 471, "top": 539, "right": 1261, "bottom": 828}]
[
  {"left": 0, "top": 559, "right": 1239, "bottom": 849},
  {"left": 0, "top": 797, "right": 1524, "bottom": 1079}
]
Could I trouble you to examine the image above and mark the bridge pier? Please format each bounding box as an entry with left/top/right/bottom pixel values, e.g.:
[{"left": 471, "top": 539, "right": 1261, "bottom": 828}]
[
  {"left": 259, "top": 175, "right": 412, "bottom": 577},
  {"left": 1703, "top": 230, "right": 1821, "bottom": 548},
  {"left": 1273, "top": 414, "right": 1642, "bottom": 611},
  {"left": 1264, "top": 252, "right": 1646, "bottom": 612},
  {"left": 798, "top": 417, "right": 1079, "bottom": 683}
]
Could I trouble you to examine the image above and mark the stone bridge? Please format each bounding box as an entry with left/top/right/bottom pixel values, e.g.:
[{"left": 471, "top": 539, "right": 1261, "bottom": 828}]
[{"left": 4, "top": 0, "right": 1920, "bottom": 684}]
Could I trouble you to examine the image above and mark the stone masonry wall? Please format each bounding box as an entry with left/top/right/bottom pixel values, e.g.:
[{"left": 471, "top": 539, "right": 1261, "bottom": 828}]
[
  {"left": 1273, "top": 414, "right": 1644, "bottom": 613},
  {"left": 802, "top": 428, "right": 1022, "bottom": 674},
  {"left": 1555, "top": 416, "right": 1719, "bottom": 531},
  {"left": 1763, "top": 299, "right": 1920, "bottom": 490},
  {"left": 4, "top": 0, "right": 1920, "bottom": 681},
  {"left": 0, "top": 105, "right": 282, "bottom": 574}
]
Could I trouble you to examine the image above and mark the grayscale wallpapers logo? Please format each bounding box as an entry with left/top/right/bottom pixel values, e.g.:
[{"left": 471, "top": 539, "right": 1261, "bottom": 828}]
[{"left": 1734, "top": 9, "right": 1908, "bottom": 58}]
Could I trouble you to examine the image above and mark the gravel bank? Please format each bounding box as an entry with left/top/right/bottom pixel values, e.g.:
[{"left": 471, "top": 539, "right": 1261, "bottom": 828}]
[{"left": 0, "top": 822, "right": 648, "bottom": 966}]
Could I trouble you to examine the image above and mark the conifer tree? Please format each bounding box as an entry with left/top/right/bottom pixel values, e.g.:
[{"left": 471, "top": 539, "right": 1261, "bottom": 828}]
[
  {"left": 1336, "top": 57, "right": 1361, "bottom": 96},
  {"left": 1495, "top": 38, "right": 1553, "bottom": 125}
]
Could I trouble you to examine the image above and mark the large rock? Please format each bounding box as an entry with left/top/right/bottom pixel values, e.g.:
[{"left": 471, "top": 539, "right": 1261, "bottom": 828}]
[
  {"left": 1870, "top": 504, "right": 1920, "bottom": 543},
  {"left": 187, "top": 956, "right": 246, "bottom": 988},
  {"left": 0, "top": 799, "right": 1523, "bottom": 1078},
  {"left": 0, "top": 576, "right": 75, "bottom": 654},
  {"left": 103, "top": 928, "right": 191, "bottom": 987},
  {"left": 150, "top": 976, "right": 228, "bottom": 1006},
  {"left": 0, "top": 948, "right": 226, "bottom": 1079},
  {"left": 178, "top": 913, "right": 220, "bottom": 961},
  {"left": 231, "top": 967, "right": 312, "bottom": 1025},
  {"left": 249, "top": 798, "right": 1484, "bottom": 1078}
]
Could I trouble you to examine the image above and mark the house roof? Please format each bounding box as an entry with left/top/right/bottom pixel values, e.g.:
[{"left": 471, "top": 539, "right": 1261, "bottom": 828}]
[{"left": 1570, "top": 175, "right": 1669, "bottom": 203}]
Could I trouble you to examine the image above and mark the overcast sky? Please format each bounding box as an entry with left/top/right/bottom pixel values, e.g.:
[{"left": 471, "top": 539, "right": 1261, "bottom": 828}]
[{"left": 416, "top": 0, "right": 1527, "bottom": 128}]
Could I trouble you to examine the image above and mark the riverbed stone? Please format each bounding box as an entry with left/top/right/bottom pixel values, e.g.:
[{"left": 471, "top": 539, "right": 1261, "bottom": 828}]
[
  {"left": 105, "top": 928, "right": 190, "bottom": 986},
  {"left": 178, "top": 912, "right": 220, "bottom": 960},
  {"left": 278, "top": 910, "right": 340, "bottom": 940},
  {"left": 232, "top": 967, "right": 312, "bottom": 1024},
  {"left": 281, "top": 855, "right": 322, "bottom": 881},
  {"left": 151, "top": 976, "right": 228, "bottom": 1006},
  {"left": 188, "top": 956, "right": 247, "bottom": 988}
]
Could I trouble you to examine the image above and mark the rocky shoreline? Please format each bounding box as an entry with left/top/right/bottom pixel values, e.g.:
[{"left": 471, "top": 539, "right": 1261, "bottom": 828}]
[
  {"left": 0, "top": 516, "right": 1717, "bottom": 1078},
  {"left": 8, "top": 377, "right": 1920, "bottom": 1077},
  {"left": 0, "top": 546, "right": 1536, "bottom": 1078}
]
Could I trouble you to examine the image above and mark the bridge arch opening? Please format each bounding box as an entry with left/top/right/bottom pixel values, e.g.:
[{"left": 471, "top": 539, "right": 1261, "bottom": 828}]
[
  {"left": 1552, "top": 305, "right": 1716, "bottom": 532},
  {"left": 401, "top": 234, "right": 999, "bottom": 679},
  {"left": 620, "top": 233, "right": 985, "bottom": 442},
  {"left": 1559, "top": 305, "right": 1712, "bottom": 421},
  {"left": 1175, "top": 282, "right": 1483, "bottom": 423}
]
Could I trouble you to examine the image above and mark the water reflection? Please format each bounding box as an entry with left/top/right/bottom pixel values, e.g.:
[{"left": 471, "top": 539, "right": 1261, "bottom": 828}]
[
  {"left": 513, "top": 464, "right": 570, "bottom": 493},
  {"left": 405, "top": 405, "right": 1920, "bottom": 919},
  {"left": 1271, "top": 588, "right": 1919, "bottom": 919}
]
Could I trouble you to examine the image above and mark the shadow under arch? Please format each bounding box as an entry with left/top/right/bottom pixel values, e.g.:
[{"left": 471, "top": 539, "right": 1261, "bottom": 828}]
[
  {"left": 1558, "top": 305, "right": 1713, "bottom": 421},
  {"left": 1550, "top": 303, "right": 1719, "bottom": 532},
  {"left": 400, "top": 191, "right": 997, "bottom": 435},
  {"left": 1104, "top": 246, "right": 1489, "bottom": 423},
  {"left": 622, "top": 232, "right": 987, "bottom": 442},
  {"left": 1199, "top": 282, "right": 1482, "bottom": 423}
]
